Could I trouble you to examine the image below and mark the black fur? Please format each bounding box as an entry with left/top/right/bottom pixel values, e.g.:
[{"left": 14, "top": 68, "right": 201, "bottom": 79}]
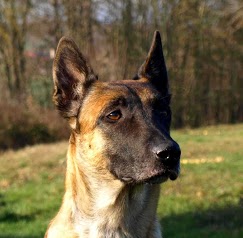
[
  {"left": 53, "top": 31, "right": 180, "bottom": 184},
  {"left": 136, "top": 31, "right": 169, "bottom": 96},
  {"left": 96, "top": 83, "right": 180, "bottom": 184},
  {"left": 53, "top": 37, "right": 97, "bottom": 119}
]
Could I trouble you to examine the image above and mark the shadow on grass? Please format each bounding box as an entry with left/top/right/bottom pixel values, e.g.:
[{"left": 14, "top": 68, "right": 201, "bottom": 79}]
[
  {"left": 0, "top": 193, "right": 44, "bottom": 238},
  {"left": 0, "top": 212, "right": 34, "bottom": 223},
  {"left": 160, "top": 201, "right": 243, "bottom": 238},
  {"left": 0, "top": 237, "right": 39, "bottom": 238},
  {"left": 0, "top": 191, "right": 242, "bottom": 238},
  {"left": 0, "top": 193, "right": 36, "bottom": 224}
]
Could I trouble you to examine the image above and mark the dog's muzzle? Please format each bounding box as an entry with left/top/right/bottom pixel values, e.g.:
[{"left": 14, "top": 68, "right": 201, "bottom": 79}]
[
  {"left": 120, "top": 143, "right": 181, "bottom": 185},
  {"left": 150, "top": 143, "right": 181, "bottom": 183}
]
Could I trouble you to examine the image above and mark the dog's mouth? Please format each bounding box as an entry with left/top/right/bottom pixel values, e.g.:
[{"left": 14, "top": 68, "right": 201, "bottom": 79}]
[
  {"left": 144, "top": 168, "right": 179, "bottom": 184},
  {"left": 121, "top": 165, "right": 180, "bottom": 185}
]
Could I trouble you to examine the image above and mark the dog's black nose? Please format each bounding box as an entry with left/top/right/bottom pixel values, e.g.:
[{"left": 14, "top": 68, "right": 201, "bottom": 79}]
[{"left": 154, "top": 144, "right": 181, "bottom": 164}]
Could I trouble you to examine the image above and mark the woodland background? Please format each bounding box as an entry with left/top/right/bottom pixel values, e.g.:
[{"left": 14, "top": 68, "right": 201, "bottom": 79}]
[{"left": 0, "top": 0, "right": 242, "bottom": 150}]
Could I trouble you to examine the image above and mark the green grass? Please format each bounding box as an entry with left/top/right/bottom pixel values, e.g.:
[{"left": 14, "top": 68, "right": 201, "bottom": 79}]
[{"left": 0, "top": 124, "right": 242, "bottom": 237}]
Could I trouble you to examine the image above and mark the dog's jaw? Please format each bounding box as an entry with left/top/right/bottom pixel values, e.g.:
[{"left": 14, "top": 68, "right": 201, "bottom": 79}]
[
  {"left": 65, "top": 147, "right": 161, "bottom": 238},
  {"left": 120, "top": 166, "right": 180, "bottom": 185},
  {"left": 110, "top": 153, "right": 180, "bottom": 185}
]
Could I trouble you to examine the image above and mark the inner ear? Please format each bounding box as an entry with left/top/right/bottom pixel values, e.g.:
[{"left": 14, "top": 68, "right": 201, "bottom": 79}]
[
  {"left": 53, "top": 37, "right": 97, "bottom": 120},
  {"left": 135, "top": 31, "right": 169, "bottom": 96}
]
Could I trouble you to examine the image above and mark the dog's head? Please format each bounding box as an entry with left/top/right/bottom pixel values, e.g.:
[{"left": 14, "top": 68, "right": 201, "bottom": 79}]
[{"left": 53, "top": 31, "right": 180, "bottom": 184}]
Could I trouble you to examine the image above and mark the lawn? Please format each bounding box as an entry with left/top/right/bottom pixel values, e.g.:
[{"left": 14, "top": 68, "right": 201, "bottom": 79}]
[{"left": 0, "top": 124, "right": 242, "bottom": 237}]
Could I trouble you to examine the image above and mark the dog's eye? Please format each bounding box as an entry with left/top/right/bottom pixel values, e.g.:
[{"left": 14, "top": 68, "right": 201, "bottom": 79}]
[
  {"left": 154, "top": 108, "right": 169, "bottom": 119},
  {"left": 106, "top": 110, "right": 122, "bottom": 121},
  {"left": 159, "top": 110, "right": 168, "bottom": 117}
]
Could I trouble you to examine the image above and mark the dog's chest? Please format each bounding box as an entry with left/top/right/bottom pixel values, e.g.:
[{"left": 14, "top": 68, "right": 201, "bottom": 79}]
[
  {"left": 74, "top": 220, "right": 129, "bottom": 238},
  {"left": 73, "top": 187, "right": 150, "bottom": 238}
]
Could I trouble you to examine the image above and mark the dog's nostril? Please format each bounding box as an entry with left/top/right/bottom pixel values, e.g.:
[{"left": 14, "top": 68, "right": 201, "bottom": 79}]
[
  {"left": 156, "top": 150, "right": 170, "bottom": 160},
  {"left": 156, "top": 147, "right": 181, "bottom": 161}
]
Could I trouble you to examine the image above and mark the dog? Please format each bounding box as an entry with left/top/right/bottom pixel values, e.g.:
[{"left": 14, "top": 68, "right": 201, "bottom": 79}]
[{"left": 45, "top": 31, "right": 181, "bottom": 238}]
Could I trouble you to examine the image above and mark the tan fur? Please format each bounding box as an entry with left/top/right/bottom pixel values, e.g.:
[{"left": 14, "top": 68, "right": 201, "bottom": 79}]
[
  {"left": 45, "top": 33, "right": 170, "bottom": 237},
  {"left": 45, "top": 127, "right": 162, "bottom": 238},
  {"left": 45, "top": 83, "right": 163, "bottom": 237}
]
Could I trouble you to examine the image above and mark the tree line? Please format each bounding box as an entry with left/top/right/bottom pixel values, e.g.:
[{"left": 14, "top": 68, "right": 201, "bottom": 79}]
[{"left": 0, "top": 0, "right": 242, "bottom": 129}]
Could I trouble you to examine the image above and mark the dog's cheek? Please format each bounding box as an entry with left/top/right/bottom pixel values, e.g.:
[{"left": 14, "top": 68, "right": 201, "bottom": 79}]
[
  {"left": 80, "top": 129, "right": 109, "bottom": 170},
  {"left": 103, "top": 135, "right": 146, "bottom": 181}
]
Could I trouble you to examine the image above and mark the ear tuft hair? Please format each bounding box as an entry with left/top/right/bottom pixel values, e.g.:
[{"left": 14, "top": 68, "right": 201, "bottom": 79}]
[
  {"left": 136, "top": 31, "right": 169, "bottom": 96},
  {"left": 52, "top": 37, "right": 97, "bottom": 119}
]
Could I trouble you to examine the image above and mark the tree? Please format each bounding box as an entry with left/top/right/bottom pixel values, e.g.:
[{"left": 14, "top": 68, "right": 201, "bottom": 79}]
[
  {"left": 0, "top": 0, "right": 32, "bottom": 95},
  {"left": 62, "top": 0, "right": 94, "bottom": 56}
]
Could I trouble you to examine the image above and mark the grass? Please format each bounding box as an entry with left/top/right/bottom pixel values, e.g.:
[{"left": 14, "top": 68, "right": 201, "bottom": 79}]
[{"left": 0, "top": 124, "right": 242, "bottom": 237}]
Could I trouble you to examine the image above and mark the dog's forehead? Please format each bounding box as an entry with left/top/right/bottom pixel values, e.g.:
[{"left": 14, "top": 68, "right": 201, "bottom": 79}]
[
  {"left": 119, "top": 79, "right": 160, "bottom": 101},
  {"left": 78, "top": 79, "right": 158, "bottom": 133},
  {"left": 85, "top": 78, "right": 158, "bottom": 107}
]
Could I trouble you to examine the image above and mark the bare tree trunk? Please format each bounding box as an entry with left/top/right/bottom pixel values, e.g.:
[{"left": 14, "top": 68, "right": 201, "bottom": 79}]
[
  {"left": 0, "top": 0, "right": 32, "bottom": 96},
  {"left": 122, "top": 0, "right": 134, "bottom": 78},
  {"left": 82, "top": 0, "right": 95, "bottom": 57},
  {"left": 62, "top": 0, "right": 94, "bottom": 58},
  {"left": 0, "top": 46, "right": 12, "bottom": 92},
  {"left": 52, "top": 0, "right": 63, "bottom": 46}
]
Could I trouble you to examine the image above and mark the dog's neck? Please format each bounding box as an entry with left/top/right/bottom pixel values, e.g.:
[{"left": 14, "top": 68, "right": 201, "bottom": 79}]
[{"left": 61, "top": 140, "right": 160, "bottom": 237}]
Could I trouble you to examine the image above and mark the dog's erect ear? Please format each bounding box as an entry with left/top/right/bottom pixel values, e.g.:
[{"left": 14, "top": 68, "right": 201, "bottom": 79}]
[
  {"left": 53, "top": 37, "right": 97, "bottom": 122},
  {"left": 136, "top": 31, "right": 169, "bottom": 96}
]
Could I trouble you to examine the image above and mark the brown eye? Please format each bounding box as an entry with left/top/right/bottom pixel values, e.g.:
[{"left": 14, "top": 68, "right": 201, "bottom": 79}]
[
  {"left": 160, "top": 111, "right": 168, "bottom": 117},
  {"left": 106, "top": 110, "right": 122, "bottom": 121}
]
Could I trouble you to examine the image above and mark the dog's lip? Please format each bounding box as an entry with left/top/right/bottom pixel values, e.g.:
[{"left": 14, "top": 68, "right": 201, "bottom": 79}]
[
  {"left": 145, "top": 171, "right": 171, "bottom": 184},
  {"left": 168, "top": 169, "right": 179, "bottom": 181},
  {"left": 120, "top": 167, "right": 179, "bottom": 185},
  {"left": 144, "top": 173, "right": 169, "bottom": 184},
  {"left": 121, "top": 177, "right": 134, "bottom": 183},
  {"left": 144, "top": 164, "right": 180, "bottom": 184}
]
